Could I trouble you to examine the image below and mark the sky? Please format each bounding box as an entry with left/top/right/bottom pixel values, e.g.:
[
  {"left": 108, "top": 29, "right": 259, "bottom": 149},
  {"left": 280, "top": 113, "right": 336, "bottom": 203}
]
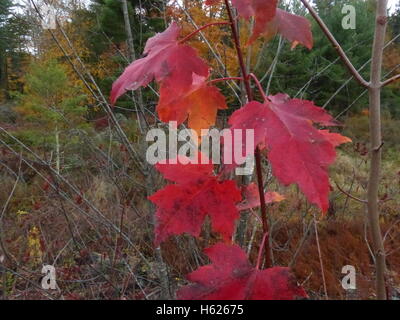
[
  {"left": 377, "top": 0, "right": 398, "bottom": 12},
  {"left": 388, "top": 0, "right": 399, "bottom": 12}
]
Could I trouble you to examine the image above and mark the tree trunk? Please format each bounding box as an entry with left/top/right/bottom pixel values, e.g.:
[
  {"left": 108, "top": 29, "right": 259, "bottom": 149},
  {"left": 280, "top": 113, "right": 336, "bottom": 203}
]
[
  {"left": 367, "top": 0, "right": 388, "bottom": 300},
  {"left": 120, "top": 0, "right": 146, "bottom": 132}
]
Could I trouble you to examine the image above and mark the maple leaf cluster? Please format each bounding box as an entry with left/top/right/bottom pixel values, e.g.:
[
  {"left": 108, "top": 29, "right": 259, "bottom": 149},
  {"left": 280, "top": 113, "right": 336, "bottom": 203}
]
[
  {"left": 111, "top": 0, "right": 313, "bottom": 135},
  {"left": 110, "top": 0, "right": 351, "bottom": 300},
  {"left": 225, "top": 93, "right": 351, "bottom": 212},
  {"left": 149, "top": 155, "right": 242, "bottom": 245},
  {"left": 177, "top": 243, "right": 307, "bottom": 300},
  {"left": 111, "top": 22, "right": 227, "bottom": 137}
]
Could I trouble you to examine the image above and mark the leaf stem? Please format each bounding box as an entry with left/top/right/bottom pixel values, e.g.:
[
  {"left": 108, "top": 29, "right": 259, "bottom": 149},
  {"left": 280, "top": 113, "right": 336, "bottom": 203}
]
[
  {"left": 224, "top": 0, "right": 271, "bottom": 268},
  {"left": 256, "top": 231, "right": 269, "bottom": 270},
  {"left": 180, "top": 21, "right": 231, "bottom": 43},
  {"left": 255, "top": 147, "right": 271, "bottom": 267},
  {"left": 223, "top": 0, "right": 253, "bottom": 100},
  {"left": 248, "top": 73, "right": 268, "bottom": 101}
]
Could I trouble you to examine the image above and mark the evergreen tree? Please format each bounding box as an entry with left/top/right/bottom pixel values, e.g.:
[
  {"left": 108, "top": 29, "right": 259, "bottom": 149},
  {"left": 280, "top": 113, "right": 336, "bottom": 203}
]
[
  {"left": 255, "top": 0, "right": 376, "bottom": 117},
  {"left": 0, "top": 0, "right": 31, "bottom": 100},
  {"left": 15, "top": 59, "right": 86, "bottom": 171},
  {"left": 87, "top": 0, "right": 166, "bottom": 110},
  {"left": 0, "top": 0, "right": 13, "bottom": 99}
]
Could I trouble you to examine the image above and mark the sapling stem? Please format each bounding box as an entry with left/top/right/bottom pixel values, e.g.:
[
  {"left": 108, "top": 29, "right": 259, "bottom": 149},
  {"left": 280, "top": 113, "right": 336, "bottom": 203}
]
[{"left": 224, "top": 0, "right": 272, "bottom": 268}]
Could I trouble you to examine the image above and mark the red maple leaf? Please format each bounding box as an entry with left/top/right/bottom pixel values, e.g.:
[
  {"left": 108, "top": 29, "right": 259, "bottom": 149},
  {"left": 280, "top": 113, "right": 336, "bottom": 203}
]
[
  {"left": 155, "top": 155, "right": 214, "bottom": 185},
  {"left": 110, "top": 22, "right": 209, "bottom": 104},
  {"left": 262, "top": 9, "right": 313, "bottom": 49},
  {"left": 207, "top": 0, "right": 277, "bottom": 41},
  {"left": 232, "top": 0, "right": 278, "bottom": 43},
  {"left": 226, "top": 93, "right": 351, "bottom": 212},
  {"left": 149, "top": 156, "right": 242, "bottom": 245},
  {"left": 157, "top": 74, "right": 228, "bottom": 136},
  {"left": 319, "top": 130, "right": 353, "bottom": 147},
  {"left": 237, "top": 183, "right": 285, "bottom": 211},
  {"left": 177, "top": 243, "right": 307, "bottom": 300},
  {"left": 205, "top": 0, "right": 312, "bottom": 48}
]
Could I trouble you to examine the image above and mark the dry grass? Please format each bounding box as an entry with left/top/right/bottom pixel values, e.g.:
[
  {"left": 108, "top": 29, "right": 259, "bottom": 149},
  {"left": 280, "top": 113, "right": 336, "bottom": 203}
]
[{"left": 0, "top": 119, "right": 399, "bottom": 300}]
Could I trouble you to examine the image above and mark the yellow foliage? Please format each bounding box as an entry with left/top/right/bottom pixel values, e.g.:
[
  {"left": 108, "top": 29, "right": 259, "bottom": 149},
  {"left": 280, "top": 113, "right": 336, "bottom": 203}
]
[
  {"left": 6, "top": 54, "right": 32, "bottom": 95},
  {"left": 16, "top": 210, "right": 29, "bottom": 216},
  {"left": 168, "top": 2, "right": 263, "bottom": 80},
  {"left": 38, "top": 14, "right": 119, "bottom": 103},
  {"left": 28, "top": 226, "right": 43, "bottom": 264}
]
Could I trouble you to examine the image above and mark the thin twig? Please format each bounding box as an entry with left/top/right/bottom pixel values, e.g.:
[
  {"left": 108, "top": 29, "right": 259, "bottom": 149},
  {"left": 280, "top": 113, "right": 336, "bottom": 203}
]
[
  {"left": 248, "top": 73, "right": 268, "bottom": 101},
  {"left": 335, "top": 182, "right": 367, "bottom": 204},
  {"left": 381, "top": 74, "right": 400, "bottom": 87},
  {"left": 289, "top": 220, "right": 313, "bottom": 268},
  {"left": 313, "top": 214, "right": 329, "bottom": 300},
  {"left": 300, "top": 0, "right": 369, "bottom": 88},
  {"left": 256, "top": 232, "right": 269, "bottom": 270}
]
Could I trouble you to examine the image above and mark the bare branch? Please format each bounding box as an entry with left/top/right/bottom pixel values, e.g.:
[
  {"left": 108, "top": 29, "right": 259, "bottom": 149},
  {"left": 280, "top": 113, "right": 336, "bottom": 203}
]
[
  {"left": 300, "top": 0, "right": 369, "bottom": 88},
  {"left": 335, "top": 182, "right": 367, "bottom": 204},
  {"left": 381, "top": 73, "right": 400, "bottom": 87}
]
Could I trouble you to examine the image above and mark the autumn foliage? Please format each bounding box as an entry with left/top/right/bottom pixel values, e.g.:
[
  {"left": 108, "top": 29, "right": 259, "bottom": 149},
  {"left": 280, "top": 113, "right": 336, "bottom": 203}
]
[
  {"left": 111, "top": 0, "right": 350, "bottom": 300},
  {"left": 226, "top": 94, "right": 351, "bottom": 212},
  {"left": 177, "top": 243, "right": 307, "bottom": 300},
  {"left": 149, "top": 156, "right": 242, "bottom": 245}
]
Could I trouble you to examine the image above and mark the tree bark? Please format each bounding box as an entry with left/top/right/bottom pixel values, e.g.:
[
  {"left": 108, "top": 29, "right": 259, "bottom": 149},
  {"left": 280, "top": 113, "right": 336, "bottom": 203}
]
[
  {"left": 301, "top": 0, "right": 389, "bottom": 300},
  {"left": 120, "top": 0, "right": 147, "bottom": 132},
  {"left": 121, "top": 0, "right": 136, "bottom": 61},
  {"left": 367, "top": 0, "right": 388, "bottom": 300}
]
